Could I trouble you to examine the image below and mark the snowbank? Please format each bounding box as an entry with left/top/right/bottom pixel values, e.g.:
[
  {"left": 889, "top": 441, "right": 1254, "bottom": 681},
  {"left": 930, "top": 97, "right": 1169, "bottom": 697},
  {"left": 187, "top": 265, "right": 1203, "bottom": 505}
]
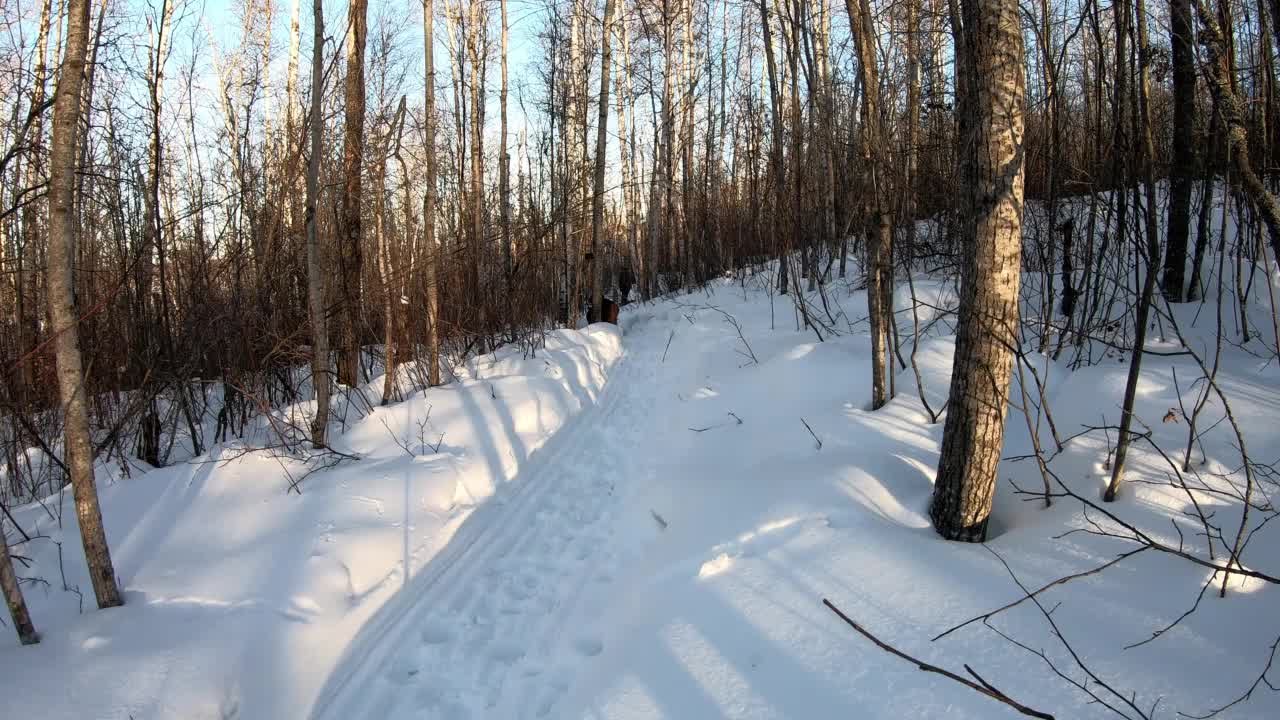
[
  {"left": 551, "top": 278, "right": 1279, "bottom": 719},
  {"left": 0, "top": 324, "right": 622, "bottom": 720}
]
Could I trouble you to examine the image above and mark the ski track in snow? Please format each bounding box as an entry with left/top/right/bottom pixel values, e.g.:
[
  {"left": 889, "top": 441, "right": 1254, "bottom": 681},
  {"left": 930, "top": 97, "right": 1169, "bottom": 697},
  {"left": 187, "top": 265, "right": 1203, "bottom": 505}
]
[{"left": 314, "top": 320, "right": 659, "bottom": 720}]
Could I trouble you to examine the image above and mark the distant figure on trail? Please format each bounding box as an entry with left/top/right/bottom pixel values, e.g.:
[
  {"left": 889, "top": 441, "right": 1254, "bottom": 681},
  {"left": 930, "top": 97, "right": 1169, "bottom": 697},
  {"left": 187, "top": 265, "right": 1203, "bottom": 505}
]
[
  {"left": 600, "top": 297, "right": 620, "bottom": 325},
  {"left": 618, "top": 267, "right": 634, "bottom": 305}
]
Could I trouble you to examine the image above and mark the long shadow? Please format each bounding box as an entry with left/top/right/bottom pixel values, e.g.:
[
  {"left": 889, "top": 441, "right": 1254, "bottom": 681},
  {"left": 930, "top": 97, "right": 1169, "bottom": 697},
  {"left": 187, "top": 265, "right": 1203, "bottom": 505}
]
[
  {"left": 306, "top": 363, "right": 621, "bottom": 719},
  {"left": 113, "top": 447, "right": 223, "bottom": 587}
]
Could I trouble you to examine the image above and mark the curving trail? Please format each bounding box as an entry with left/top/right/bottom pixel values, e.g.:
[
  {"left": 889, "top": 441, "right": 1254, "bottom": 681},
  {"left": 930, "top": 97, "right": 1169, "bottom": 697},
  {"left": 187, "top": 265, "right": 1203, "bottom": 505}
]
[{"left": 311, "top": 315, "right": 661, "bottom": 720}]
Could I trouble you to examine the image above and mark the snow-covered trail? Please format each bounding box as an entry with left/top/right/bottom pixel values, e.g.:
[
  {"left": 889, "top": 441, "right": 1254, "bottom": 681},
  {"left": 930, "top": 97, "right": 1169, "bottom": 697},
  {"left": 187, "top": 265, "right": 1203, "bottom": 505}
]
[
  {"left": 311, "top": 314, "right": 664, "bottom": 720},
  {"left": 312, "top": 278, "right": 1280, "bottom": 720}
]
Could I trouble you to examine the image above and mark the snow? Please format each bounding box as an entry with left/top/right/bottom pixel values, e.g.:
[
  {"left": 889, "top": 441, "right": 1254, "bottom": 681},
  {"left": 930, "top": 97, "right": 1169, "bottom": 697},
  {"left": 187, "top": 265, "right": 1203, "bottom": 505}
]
[
  {"left": 0, "top": 324, "right": 623, "bottom": 719},
  {"left": 4, "top": 258, "right": 1280, "bottom": 719}
]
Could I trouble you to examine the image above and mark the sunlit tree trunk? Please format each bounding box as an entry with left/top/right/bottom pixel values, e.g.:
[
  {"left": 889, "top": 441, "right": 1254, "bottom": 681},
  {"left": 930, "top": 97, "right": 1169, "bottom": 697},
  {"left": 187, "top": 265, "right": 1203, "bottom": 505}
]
[
  {"left": 929, "top": 0, "right": 1026, "bottom": 542},
  {"left": 46, "top": 0, "right": 124, "bottom": 607}
]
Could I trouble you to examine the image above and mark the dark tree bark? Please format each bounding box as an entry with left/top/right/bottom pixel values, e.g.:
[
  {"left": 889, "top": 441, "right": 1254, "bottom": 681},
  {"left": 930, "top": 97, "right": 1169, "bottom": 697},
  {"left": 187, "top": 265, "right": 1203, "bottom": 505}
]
[
  {"left": 1106, "top": 0, "right": 1164, "bottom": 502},
  {"left": 423, "top": 0, "right": 441, "bottom": 387},
  {"left": 338, "top": 0, "right": 368, "bottom": 387},
  {"left": 757, "top": 0, "right": 788, "bottom": 296},
  {"left": 1164, "top": 0, "right": 1196, "bottom": 302}
]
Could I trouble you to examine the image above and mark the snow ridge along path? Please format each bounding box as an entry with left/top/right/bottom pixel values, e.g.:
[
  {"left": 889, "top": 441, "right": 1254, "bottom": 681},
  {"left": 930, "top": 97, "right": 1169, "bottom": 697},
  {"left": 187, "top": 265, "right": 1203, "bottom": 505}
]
[{"left": 312, "top": 316, "right": 659, "bottom": 720}]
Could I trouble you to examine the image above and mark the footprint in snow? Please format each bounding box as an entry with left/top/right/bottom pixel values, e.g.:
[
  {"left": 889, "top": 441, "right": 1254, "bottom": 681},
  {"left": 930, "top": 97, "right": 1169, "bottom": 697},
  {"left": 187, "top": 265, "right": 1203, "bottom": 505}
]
[
  {"left": 278, "top": 595, "right": 322, "bottom": 622},
  {"left": 573, "top": 635, "right": 604, "bottom": 657},
  {"left": 490, "top": 639, "right": 526, "bottom": 664},
  {"left": 420, "top": 619, "right": 456, "bottom": 645}
]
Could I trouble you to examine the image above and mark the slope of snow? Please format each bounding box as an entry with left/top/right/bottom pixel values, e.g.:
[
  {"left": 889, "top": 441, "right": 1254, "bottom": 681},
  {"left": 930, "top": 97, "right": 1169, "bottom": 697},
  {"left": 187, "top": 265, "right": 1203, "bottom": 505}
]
[
  {"left": 5, "top": 260, "right": 1279, "bottom": 719},
  {"left": 306, "top": 269, "right": 1277, "bottom": 720},
  {"left": 0, "top": 325, "right": 622, "bottom": 719}
]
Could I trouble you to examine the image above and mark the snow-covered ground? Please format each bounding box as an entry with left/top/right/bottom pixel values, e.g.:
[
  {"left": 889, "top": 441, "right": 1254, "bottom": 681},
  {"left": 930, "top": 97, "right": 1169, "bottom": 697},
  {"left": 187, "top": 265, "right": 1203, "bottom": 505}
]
[
  {"left": 0, "top": 325, "right": 624, "bottom": 718},
  {"left": 4, "top": 264, "right": 1279, "bottom": 719}
]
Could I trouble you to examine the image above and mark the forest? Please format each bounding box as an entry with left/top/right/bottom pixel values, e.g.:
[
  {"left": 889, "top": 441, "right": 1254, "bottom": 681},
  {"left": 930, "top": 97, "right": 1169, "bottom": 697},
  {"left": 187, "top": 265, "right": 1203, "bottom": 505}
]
[{"left": 1, "top": 0, "right": 1279, "bottom": 716}]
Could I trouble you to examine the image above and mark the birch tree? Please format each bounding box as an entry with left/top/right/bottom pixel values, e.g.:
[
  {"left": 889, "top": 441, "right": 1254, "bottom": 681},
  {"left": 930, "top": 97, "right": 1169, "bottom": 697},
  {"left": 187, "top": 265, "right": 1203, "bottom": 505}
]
[
  {"left": 928, "top": 0, "right": 1026, "bottom": 542},
  {"left": 45, "top": 0, "right": 124, "bottom": 607},
  {"left": 306, "top": 0, "right": 332, "bottom": 447}
]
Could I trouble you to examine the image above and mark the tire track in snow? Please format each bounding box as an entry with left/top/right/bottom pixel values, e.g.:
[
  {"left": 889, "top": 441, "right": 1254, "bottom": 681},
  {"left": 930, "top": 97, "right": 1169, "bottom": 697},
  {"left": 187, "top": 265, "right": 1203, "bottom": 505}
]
[{"left": 311, "top": 324, "right": 656, "bottom": 720}]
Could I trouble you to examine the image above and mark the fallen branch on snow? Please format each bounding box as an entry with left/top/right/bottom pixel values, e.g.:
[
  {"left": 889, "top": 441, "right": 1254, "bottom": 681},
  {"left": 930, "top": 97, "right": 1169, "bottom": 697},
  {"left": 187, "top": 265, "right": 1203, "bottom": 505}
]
[{"left": 822, "top": 598, "right": 1055, "bottom": 719}]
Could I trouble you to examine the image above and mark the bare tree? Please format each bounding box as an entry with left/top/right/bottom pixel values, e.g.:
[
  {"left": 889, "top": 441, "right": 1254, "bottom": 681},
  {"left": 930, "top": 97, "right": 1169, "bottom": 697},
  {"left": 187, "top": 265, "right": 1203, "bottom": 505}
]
[
  {"left": 929, "top": 0, "right": 1026, "bottom": 542},
  {"left": 0, "top": 521, "right": 37, "bottom": 645},
  {"left": 424, "top": 0, "right": 442, "bottom": 387},
  {"left": 844, "top": 0, "right": 894, "bottom": 409},
  {"left": 500, "top": 0, "right": 512, "bottom": 321},
  {"left": 45, "top": 0, "right": 123, "bottom": 607},
  {"left": 338, "top": 0, "right": 369, "bottom": 387},
  {"left": 1163, "top": 0, "right": 1196, "bottom": 302},
  {"left": 588, "top": 0, "right": 619, "bottom": 322},
  {"left": 306, "top": 0, "right": 331, "bottom": 447}
]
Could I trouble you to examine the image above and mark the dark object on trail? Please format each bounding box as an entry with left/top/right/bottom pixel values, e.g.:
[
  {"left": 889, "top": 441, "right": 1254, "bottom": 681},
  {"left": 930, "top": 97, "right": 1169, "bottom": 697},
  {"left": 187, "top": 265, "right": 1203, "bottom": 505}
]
[
  {"left": 618, "top": 268, "right": 635, "bottom": 305},
  {"left": 601, "top": 297, "right": 620, "bottom": 325},
  {"left": 586, "top": 297, "right": 621, "bottom": 325}
]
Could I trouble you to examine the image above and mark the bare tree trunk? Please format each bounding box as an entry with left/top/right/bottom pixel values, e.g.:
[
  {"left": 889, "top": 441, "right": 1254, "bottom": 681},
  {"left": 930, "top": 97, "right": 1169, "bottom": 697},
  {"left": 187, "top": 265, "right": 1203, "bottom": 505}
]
[
  {"left": 1164, "top": 0, "right": 1196, "bottom": 302},
  {"left": 287, "top": 0, "right": 302, "bottom": 140},
  {"left": 680, "top": 0, "right": 695, "bottom": 290},
  {"left": 467, "top": 0, "right": 486, "bottom": 337},
  {"left": 1, "top": 521, "right": 38, "bottom": 644},
  {"left": 377, "top": 99, "right": 407, "bottom": 406},
  {"left": 1106, "top": 0, "right": 1164, "bottom": 501},
  {"left": 500, "top": 0, "right": 512, "bottom": 332},
  {"left": 567, "top": 3, "right": 584, "bottom": 324},
  {"left": 616, "top": 15, "right": 638, "bottom": 293},
  {"left": 903, "top": 0, "right": 921, "bottom": 251},
  {"left": 306, "top": 0, "right": 331, "bottom": 446},
  {"left": 662, "top": 0, "right": 678, "bottom": 293},
  {"left": 338, "top": 0, "right": 368, "bottom": 387},
  {"left": 589, "top": 0, "right": 619, "bottom": 323},
  {"left": 424, "top": 0, "right": 441, "bottom": 387},
  {"left": 844, "top": 0, "right": 893, "bottom": 409},
  {"left": 817, "top": 0, "right": 837, "bottom": 280},
  {"left": 757, "top": 0, "right": 787, "bottom": 294},
  {"left": 46, "top": 0, "right": 123, "bottom": 607},
  {"left": 286, "top": 0, "right": 303, "bottom": 253},
  {"left": 929, "top": 0, "right": 1025, "bottom": 542},
  {"left": 14, "top": 0, "right": 54, "bottom": 401}
]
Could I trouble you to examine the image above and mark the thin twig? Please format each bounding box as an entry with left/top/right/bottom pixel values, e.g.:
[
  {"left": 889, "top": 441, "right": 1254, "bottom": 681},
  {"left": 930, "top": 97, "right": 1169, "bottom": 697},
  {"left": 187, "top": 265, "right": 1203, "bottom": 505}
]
[{"left": 822, "top": 599, "right": 1055, "bottom": 719}]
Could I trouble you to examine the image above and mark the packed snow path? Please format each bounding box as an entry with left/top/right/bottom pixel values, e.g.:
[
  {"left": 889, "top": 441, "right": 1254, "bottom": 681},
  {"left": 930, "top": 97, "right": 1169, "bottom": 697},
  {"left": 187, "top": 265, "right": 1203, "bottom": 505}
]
[{"left": 313, "top": 316, "right": 662, "bottom": 720}]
